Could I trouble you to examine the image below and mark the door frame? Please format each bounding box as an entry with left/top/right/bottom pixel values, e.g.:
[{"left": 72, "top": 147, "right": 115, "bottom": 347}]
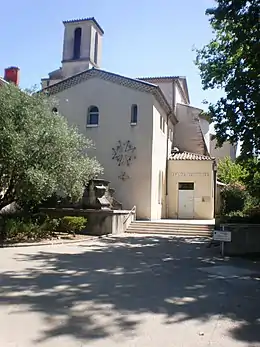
[{"left": 177, "top": 181, "right": 195, "bottom": 219}]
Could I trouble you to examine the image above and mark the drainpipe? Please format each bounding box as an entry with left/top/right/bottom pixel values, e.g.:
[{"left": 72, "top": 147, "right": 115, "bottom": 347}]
[
  {"left": 165, "top": 80, "right": 177, "bottom": 219},
  {"left": 165, "top": 80, "right": 178, "bottom": 218},
  {"left": 165, "top": 111, "right": 172, "bottom": 219},
  {"left": 213, "top": 159, "right": 217, "bottom": 219}
]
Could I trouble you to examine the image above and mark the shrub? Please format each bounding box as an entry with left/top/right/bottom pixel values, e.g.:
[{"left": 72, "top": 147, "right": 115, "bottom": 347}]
[
  {"left": 60, "top": 216, "right": 87, "bottom": 235},
  {"left": 220, "top": 183, "right": 248, "bottom": 214},
  {"left": 31, "top": 212, "right": 48, "bottom": 224},
  {"left": 0, "top": 213, "right": 62, "bottom": 244},
  {"left": 41, "top": 217, "right": 60, "bottom": 232},
  {"left": 243, "top": 205, "right": 260, "bottom": 219},
  {"left": 0, "top": 217, "right": 54, "bottom": 243},
  {"left": 219, "top": 205, "right": 260, "bottom": 224}
]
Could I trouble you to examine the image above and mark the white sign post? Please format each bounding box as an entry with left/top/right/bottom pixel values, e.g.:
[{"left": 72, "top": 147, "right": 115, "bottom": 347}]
[{"left": 213, "top": 226, "right": 231, "bottom": 256}]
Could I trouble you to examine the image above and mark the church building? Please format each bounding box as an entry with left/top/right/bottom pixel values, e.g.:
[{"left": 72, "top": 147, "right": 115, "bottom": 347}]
[{"left": 41, "top": 17, "right": 216, "bottom": 220}]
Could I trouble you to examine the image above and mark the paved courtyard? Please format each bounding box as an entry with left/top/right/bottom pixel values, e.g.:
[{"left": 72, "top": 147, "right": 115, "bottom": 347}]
[{"left": 0, "top": 234, "right": 260, "bottom": 346}]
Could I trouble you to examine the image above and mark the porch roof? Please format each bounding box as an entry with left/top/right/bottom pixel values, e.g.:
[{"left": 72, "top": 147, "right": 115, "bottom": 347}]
[{"left": 169, "top": 151, "right": 213, "bottom": 161}]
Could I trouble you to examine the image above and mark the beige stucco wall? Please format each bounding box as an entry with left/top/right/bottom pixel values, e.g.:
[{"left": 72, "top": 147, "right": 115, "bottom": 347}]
[
  {"left": 62, "top": 61, "right": 94, "bottom": 79},
  {"left": 89, "top": 26, "right": 103, "bottom": 67},
  {"left": 54, "top": 77, "right": 167, "bottom": 219},
  {"left": 150, "top": 102, "right": 174, "bottom": 220},
  {"left": 155, "top": 81, "right": 186, "bottom": 111},
  {"left": 210, "top": 137, "right": 237, "bottom": 161},
  {"left": 168, "top": 160, "right": 214, "bottom": 220},
  {"left": 155, "top": 81, "right": 173, "bottom": 108},
  {"left": 175, "top": 84, "right": 185, "bottom": 105}
]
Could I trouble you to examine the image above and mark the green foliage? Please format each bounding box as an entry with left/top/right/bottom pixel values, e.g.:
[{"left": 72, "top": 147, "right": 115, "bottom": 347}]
[
  {"left": 218, "top": 157, "right": 260, "bottom": 223},
  {"left": 60, "top": 216, "right": 87, "bottom": 235},
  {"left": 217, "top": 157, "right": 248, "bottom": 184},
  {"left": 220, "top": 183, "right": 248, "bottom": 214},
  {"left": 243, "top": 205, "right": 260, "bottom": 218},
  {"left": 195, "top": 0, "right": 260, "bottom": 159},
  {"left": 237, "top": 157, "right": 260, "bottom": 200},
  {"left": 0, "top": 216, "right": 54, "bottom": 243},
  {"left": 199, "top": 110, "right": 212, "bottom": 123},
  {"left": 0, "top": 83, "right": 103, "bottom": 211},
  {"left": 42, "top": 217, "right": 60, "bottom": 232},
  {"left": 220, "top": 206, "right": 260, "bottom": 224},
  {"left": 0, "top": 213, "right": 88, "bottom": 244}
]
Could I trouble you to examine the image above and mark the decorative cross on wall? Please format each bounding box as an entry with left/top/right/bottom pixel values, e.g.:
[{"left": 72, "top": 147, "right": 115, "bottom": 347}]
[
  {"left": 118, "top": 172, "right": 130, "bottom": 181},
  {"left": 112, "top": 140, "right": 136, "bottom": 166}
]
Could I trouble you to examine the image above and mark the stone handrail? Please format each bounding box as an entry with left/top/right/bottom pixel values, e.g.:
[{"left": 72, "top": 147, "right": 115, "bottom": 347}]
[{"left": 123, "top": 206, "right": 136, "bottom": 224}]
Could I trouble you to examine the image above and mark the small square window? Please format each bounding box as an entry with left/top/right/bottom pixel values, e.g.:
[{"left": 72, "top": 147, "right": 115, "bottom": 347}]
[{"left": 178, "top": 182, "right": 194, "bottom": 190}]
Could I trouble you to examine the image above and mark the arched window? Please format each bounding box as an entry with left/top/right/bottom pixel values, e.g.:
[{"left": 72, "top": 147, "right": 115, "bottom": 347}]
[
  {"left": 131, "top": 104, "right": 138, "bottom": 124},
  {"left": 73, "top": 27, "right": 82, "bottom": 60},
  {"left": 94, "top": 32, "right": 98, "bottom": 64},
  {"left": 87, "top": 106, "right": 99, "bottom": 126}
]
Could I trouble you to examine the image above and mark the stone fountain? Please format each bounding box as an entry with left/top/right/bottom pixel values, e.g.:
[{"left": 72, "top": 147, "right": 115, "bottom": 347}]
[{"left": 82, "top": 178, "right": 122, "bottom": 210}]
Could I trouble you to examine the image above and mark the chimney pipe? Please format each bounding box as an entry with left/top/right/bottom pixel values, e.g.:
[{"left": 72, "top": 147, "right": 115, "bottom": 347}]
[{"left": 4, "top": 67, "right": 20, "bottom": 86}]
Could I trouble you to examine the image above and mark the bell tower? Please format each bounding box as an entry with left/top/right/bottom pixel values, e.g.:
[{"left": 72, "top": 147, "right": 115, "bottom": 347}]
[
  {"left": 41, "top": 17, "right": 104, "bottom": 89},
  {"left": 61, "top": 17, "right": 104, "bottom": 78}
]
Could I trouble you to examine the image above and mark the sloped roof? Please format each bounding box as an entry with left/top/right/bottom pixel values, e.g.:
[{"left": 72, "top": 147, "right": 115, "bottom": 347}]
[
  {"left": 139, "top": 75, "right": 190, "bottom": 104},
  {"left": 169, "top": 151, "right": 213, "bottom": 161},
  {"left": 138, "top": 75, "right": 180, "bottom": 82},
  {"left": 63, "top": 17, "right": 104, "bottom": 34},
  {"left": 175, "top": 103, "right": 210, "bottom": 156},
  {"left": 41, "top": 68, "right": 173, "bottom": 117}
]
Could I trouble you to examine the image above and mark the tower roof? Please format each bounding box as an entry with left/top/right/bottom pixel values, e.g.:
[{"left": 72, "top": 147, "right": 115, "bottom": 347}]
[{"left": 63, "top": 17, "right": 104, "bottom": 34}]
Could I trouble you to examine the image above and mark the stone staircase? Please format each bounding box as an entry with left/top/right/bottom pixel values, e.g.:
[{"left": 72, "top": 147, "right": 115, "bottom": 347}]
[{"left": 126, "top": 220, "right": 214, "bottom": 237}]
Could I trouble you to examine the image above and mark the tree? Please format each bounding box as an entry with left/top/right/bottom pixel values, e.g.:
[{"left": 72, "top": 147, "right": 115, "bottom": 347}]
[
  {"left": 237, "top": 157, "right": 260, "bottom": 200},
  {"left": 195, "top": 0, "right": 260, "bottom": 159},
  {"left": 217, "top": 157, "right": 248, "bottom": 184},
  {"left": 0, "top": 83, "right": 103, "bottom": 210}
]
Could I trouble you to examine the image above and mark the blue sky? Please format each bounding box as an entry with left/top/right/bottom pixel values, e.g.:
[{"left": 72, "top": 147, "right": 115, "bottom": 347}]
[{"left": 0, "top": 0, "right": 221, "bottom": 109}]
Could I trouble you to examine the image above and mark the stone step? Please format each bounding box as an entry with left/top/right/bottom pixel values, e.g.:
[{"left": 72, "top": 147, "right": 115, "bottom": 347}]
[
  {"left": 131, "top": 221, "right": 214, "bottom": 226},
  {"left": 126, "top": 221, "right": 214, "bottom": 237},
  {"left": 128, "top": 223, "right": 214, "bottom": 231},
  {"left": 126, "top": 229, "right": 212, "bottom": 237},
  {"left": 127, "top": 227, "right": 213, "bottom": 233}
]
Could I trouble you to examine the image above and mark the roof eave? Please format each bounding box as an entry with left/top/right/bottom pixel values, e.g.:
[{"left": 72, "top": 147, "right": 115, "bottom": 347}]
[
  {"left": 40, "top": 68, "right": 172, "bottom": 115},
  {"left": 62, "top": 17, "right": 104, "bottom": 34}
]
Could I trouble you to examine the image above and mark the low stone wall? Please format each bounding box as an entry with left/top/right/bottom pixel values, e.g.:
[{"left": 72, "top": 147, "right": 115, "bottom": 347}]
[
  {"left": 40, "top": 208, "right": 135, "bottom": 236},
  {"left": 220, "top": 224, "right": 260, "bottom": 256}
]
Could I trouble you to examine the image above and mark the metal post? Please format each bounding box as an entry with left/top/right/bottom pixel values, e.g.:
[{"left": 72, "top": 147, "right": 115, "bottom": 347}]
[
  {"left": 221, "top": 241, "right": 224, "bottom": 257},
  {"left": 221, "top": 225, "right": 225, "bottom": 257}
]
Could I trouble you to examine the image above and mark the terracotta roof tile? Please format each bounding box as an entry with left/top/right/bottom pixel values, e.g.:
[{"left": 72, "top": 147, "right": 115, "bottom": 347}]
[{"left": 169, "top": 151, "right": 212, "bottom": 161}]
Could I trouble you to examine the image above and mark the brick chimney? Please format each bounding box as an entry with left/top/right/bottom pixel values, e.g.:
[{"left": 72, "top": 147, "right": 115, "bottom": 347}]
[{"left": 4, "top": 67, "right": 20, "bottom": 86}]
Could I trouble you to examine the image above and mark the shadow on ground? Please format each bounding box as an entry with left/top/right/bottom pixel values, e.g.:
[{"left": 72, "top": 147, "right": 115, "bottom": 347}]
[{"left": 0, "top": 235, "right": 259, "bottom": 344}]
